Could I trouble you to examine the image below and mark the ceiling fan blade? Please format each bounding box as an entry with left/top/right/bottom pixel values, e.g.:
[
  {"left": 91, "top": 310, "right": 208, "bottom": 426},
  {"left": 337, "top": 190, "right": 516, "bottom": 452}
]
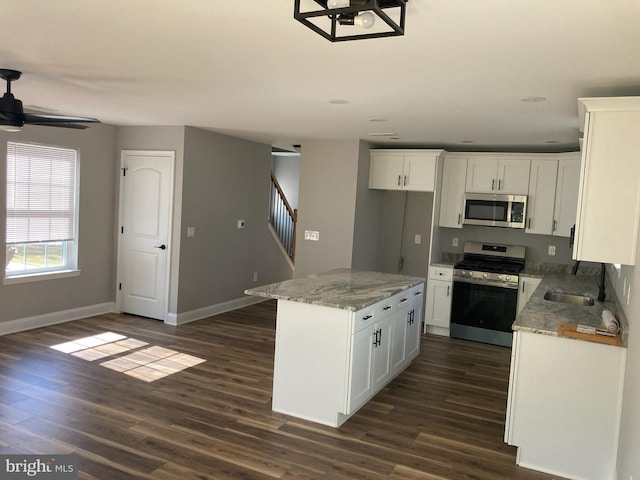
[
  {"left": 28, "top": 122, "right": 90, "bottom": 130},
  {"left": 23, "top": 112, "right": 100, "bottom": 124}
]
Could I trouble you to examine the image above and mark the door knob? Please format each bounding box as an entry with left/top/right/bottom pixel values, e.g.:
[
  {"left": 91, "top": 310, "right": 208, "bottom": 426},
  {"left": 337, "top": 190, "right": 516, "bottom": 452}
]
[{"left": 154, "top": 244, "right": 167, "bottom": 250}]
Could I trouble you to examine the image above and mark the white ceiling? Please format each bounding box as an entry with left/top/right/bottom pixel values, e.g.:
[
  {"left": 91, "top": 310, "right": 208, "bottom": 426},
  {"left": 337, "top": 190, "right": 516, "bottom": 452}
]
[{"left": 3, "top": 0, "right": 640, "bottom": 152}]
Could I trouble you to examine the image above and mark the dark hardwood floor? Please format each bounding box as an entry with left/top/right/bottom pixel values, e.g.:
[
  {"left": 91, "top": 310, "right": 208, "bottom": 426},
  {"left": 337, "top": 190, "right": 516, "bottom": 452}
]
[{"left": 0, "top": 301, "right": 564, "bottom": 479}]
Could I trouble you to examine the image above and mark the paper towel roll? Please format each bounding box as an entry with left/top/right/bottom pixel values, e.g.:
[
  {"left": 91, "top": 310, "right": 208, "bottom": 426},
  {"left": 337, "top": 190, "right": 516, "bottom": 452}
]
[{"left": 602, "top": 310, "right": 620, "bottom": 333}]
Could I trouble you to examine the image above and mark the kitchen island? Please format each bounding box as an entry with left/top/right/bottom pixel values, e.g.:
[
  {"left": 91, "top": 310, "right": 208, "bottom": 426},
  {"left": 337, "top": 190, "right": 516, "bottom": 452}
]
[
  {"left": 506, "top": 272, "right": 627, "bottom": 480},
  {"left": 245, "top": 269, "right": 425, "bottom": 427}
]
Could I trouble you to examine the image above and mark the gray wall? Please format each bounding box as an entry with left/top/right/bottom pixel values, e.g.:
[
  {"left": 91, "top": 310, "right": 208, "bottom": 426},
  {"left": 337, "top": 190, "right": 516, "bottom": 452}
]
[
  {"left": 294, "top": 139, "right": 361, "bottom": 278},
  {"left": 178, "top": 127, "right": 291, "bottom": 313},
  {"left": 351, "top": 140, "right": 385, "bottom": 272},
  {"left": 437, "top": 225, "right": 575, "bottom": 265},
  {"left": 614, "top": 251, "right": 640, "bottom": 478},
  {"left": 272, "top": 155, "right": 300, "bottom": 210},
  {"left": 0, "top": 123, "right": 117, "bottom": 322}
]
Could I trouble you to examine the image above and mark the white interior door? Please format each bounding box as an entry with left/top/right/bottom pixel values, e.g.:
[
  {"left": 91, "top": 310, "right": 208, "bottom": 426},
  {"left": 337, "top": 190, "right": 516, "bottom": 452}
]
[{"left": 117, "top": 150, "right": 175, "bottom": 321}]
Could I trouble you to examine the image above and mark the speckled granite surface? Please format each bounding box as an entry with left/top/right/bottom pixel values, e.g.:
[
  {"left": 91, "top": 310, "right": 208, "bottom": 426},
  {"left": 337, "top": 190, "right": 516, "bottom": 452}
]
[
  {"left": 514, "top": 272, "right": 627, "bottom": 347},
  {"left": 245, "top": 268, "right": 424, "bottom": 311}
]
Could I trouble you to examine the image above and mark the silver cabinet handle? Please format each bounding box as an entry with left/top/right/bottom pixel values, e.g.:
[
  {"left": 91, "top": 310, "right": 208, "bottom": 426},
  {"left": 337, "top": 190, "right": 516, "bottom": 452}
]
[
  {"left": 447, "top": 286, "right": 450, "bottom": 296},
  {"left": 458, "top": 213, "right": 462, "bottom": 225},
  {"left": 498, "top": 179, "right": 502, "bottom": 190},
  {"left": 404, "top": 175, "right": 408, "bottom": 186},
  {"left": 527, "top": 218, "right": 531, "bottom": 229},
  {"left": 491, "top": 179, "right": 495, "bottom": 190},
  {"left": 397, "top": 175, "right": 401, "bottom": 186},
  {"left": 552, "top": 220, "right": 558, "bottom": 232}
]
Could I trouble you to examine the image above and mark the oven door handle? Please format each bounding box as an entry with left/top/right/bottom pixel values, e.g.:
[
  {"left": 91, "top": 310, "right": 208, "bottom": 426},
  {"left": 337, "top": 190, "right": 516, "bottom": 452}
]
[{"left": 453, "top": 277, "right": 519, "bottom": 290}]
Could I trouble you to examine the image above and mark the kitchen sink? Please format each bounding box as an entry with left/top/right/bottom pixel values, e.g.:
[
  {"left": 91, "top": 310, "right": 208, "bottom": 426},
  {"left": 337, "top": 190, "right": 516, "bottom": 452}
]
[{"left": 543, "top": 289, "right": 595, "bottom": 306}]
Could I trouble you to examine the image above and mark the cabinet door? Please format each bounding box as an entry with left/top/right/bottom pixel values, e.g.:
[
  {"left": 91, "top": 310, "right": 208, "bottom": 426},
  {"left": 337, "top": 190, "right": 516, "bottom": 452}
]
[
  {"left": 439, "top": 157, "right": 467, "bottom": 228},
  {"left": 516, "top": 277, "right": 542, "bottom": 316},
  {"left": 497, "top": 159, "right": 531, "bottom": 194},
  {"left": 404, "top": 154, "right": 437, "bottom": 191},
  {"left": 466, "top": 157, "right": 498, "bottom": 193},
  {"left": 553, "top": 157, "right": 580, "bottom": 237},
  {"left": 347, "top": 323, "right": 375, "bottom": 413},
  {"left": 405, "top": 294, "right": 423, "bottom": 361},
  {"left": 574, "top": 109, "right": 640, "bottom": 264},
  {"left": 369, "top": 154, "right": 404, "bottom": 190},
  {"left": 372, "top": 318, "right": 393, "bottom": 392},
  {"left": 526, "top": 159, "right": 557, "bottom": 235},
  {"left": 425, "top": 280, "right": 452, "bottom": 328},
  {"left": 390, "top": 303, "right": 409, "bottom": 373}
]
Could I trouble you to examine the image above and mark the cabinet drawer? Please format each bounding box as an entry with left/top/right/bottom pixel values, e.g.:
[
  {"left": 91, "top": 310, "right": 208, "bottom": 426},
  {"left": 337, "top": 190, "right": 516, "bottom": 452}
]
[
  {"left": 429, "top": 266, "right": 452, "bottom": 281},
  {"left": 352, "top": 306, "right": 377, "bottom": 333},
  {"left": 375, "top": 298, "right": 395, "bottom": 318},
  {"left": 410, "top": 283, "right": 425, "bottom": 299}
]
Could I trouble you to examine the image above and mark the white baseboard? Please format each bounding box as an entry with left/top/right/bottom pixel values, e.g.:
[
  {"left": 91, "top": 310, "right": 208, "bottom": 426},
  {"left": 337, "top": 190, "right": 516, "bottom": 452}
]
[
  {"left": 0, "top": 302, "right": 116, "bottom": 336},
  {"left": 166, "top": 295, "right": 267, "bottom": 326}
]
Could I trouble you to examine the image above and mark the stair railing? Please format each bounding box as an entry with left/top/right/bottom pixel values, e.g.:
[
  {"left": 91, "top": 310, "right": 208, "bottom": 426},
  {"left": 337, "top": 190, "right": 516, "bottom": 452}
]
[{"left": 269, "top": 172, "right": 297, "bottom": 263}]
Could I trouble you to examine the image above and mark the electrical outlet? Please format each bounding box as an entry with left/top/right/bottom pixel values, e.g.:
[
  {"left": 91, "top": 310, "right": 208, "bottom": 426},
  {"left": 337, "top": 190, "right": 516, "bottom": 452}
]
[
  {"left": 414, "top": 234, "right": 422, "bottom": 244},
  {"left": 187, "top": 226, "right": 196, "bottom": 237},
  {"left": 548, "top": 245, "right": 556, "bottom": 256},
  {"left": 452, "top": 237, "right": 459, "bottom": 247}
]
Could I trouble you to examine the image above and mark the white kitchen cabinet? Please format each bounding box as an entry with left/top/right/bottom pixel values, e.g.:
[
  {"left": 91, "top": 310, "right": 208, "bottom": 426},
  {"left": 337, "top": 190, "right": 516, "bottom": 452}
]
[
  {"left": 525, "top": 154, "right": 580, "bottom": 237},
  {"left": 525, "top": 159, "right": 557, "bottom": 235},
  {"left": 391, "top": 284, "right": 424, "bottom": 374},
  {"left": 573, "top": 97, "right": 640, "bottom": 265},
  {"left": 438, "top": 156, "right": 467, "bottom": 228},
  {"left": 271, "top": 283, "right": 424, "bottom": 427},
  {"left": 516, "top": 276, "right": 542, "bottom": 316},
  {"left": 505, "top": 330, "right": 626, "bottom": 480},
  {"left": 424, "top": 266, "right": 452, "bottom": 335},
  {"left": 465, "top": 156, "right": 530, "bottom": 194},
  {"left": 369, "top": 149, "right": 444, "bottom": 192},
  {"left": 552, "top": 155, "right": 581, "bottom": 237}
]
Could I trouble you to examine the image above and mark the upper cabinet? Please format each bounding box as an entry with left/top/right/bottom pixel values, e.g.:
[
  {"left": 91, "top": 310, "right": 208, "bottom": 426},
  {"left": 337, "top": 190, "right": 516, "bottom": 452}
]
[
  {"left": 526, "top": 154, "right": 580, "bottom": 237},
  {"left": 466, "top": 156, "right": 531, "bottom": 194},
  {"left": 573, "top": 97, "right": 640, "bottom": 265},
  {"left": 553, "top": 156, "right": 581, "bottom": 237},
  {"left": 370, "top": 149, "right": 445, "bottom": 192},
  {"left": 438, "top": 156, "right": 467, "bottom": 228}
]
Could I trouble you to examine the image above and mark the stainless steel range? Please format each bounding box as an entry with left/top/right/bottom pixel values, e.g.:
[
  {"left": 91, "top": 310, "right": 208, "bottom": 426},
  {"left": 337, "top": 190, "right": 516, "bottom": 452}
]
[{"left": 450, "top": 242, "right": 526, "bottom": 347}]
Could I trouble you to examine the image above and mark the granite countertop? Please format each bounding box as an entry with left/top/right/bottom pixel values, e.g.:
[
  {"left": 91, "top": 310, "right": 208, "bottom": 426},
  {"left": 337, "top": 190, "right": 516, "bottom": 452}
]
[
  {"left": 514, "top": 272, "right": 627, "bottom": 347},
  {"left": 245, "top": 268, "right": 425, "bottom": 311}
]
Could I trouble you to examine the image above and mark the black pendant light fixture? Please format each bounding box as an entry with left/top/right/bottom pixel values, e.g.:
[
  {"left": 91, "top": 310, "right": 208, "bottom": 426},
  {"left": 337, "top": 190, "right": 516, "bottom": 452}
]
[{"left": 294, "top": 0, "right": 408, "bottom": 42}]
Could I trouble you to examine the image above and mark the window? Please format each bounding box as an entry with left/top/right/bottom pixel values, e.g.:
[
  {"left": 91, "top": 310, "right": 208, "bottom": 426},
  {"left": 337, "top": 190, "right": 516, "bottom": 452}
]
[{"left": 5, "top": 142, "right": 79, "bottom": 279}]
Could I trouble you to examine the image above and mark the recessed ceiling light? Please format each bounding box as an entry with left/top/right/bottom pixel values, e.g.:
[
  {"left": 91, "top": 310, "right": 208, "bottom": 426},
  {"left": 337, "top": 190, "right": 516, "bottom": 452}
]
[
  {"left": 520, "top": 96, "right": 547, "bottom": 103},
  {"left": 328, "top": 99, "right": 350, "bottom": 105},
  {"left": 460, "top": 140, "right": 474, "bottom": 144},
  {"left": 369, "top": 132, "right": 396, "bottom": 137}
]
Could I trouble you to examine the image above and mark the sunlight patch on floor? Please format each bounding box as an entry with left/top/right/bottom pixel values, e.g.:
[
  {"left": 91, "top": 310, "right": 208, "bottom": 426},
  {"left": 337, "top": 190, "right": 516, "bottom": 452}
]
[{"left": 50, "top": 332, "right": 206, "bottom": 382}]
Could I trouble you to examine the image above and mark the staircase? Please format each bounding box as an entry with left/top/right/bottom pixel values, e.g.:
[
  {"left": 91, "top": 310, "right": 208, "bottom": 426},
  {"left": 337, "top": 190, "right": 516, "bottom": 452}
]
[{"left": 269, "top": 171, "right": 297, "bottom": 263}]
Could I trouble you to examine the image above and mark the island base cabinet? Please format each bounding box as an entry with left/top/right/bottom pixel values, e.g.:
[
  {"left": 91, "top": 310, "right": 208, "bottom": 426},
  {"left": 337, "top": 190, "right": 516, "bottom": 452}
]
[
  {"left": 271, "top": 285, "right": 423, "bottom": 428},
  {"left": 506, "top": 331, "right": 626, "bottom": 480},
  {"left": 272, "top": 301, "right": 352, "bottom": 427}
]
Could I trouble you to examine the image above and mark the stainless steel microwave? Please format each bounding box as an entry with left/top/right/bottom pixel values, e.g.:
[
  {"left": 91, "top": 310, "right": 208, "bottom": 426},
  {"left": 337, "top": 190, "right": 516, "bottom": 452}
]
[{"left": 463, "top": 193, "right": 527, "bottom": 228}]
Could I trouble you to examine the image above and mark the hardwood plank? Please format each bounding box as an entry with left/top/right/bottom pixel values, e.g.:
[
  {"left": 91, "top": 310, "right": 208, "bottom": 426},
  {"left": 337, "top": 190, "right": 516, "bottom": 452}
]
[{"left": 0, "top": 300, "right": 566, "bottom": 479}]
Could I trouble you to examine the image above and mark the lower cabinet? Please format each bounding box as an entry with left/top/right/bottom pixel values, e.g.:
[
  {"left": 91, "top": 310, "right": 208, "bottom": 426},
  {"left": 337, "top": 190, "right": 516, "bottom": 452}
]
[
  {"left": 272, "top": 283, "right": 424, "bottom": 428},
  {"left": 516, "top": 275, "right": 542, "bottom": 316},
  {"left": 505, "top": 331, "right": 626, "bottom": 480},
  {"left": 424, "top": 265, "right": 453, "bottom": 335}
]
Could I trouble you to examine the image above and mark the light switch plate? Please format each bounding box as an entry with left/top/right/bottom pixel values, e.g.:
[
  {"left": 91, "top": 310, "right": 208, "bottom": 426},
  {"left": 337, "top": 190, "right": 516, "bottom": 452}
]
[
  {"left": 414, "top": 234, "right": 421, "bottom": 244},
  {"left": 304, "top": 230, "right": 319, "bottom": 241},
  {"left": 548, "top": 245, "right": 556, "bottom": 256}
]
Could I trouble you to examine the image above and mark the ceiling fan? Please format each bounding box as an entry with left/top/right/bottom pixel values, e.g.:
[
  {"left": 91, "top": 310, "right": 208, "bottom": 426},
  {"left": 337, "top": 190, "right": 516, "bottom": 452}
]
[{"left": 0, "top": 68, "right": 100, "bottom": 132}]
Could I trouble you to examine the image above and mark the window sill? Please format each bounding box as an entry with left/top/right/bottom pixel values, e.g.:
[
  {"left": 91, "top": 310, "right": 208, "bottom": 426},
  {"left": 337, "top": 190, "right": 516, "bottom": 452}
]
[{"left": 3, "top": 269, "right": 81, "bottom": 285}]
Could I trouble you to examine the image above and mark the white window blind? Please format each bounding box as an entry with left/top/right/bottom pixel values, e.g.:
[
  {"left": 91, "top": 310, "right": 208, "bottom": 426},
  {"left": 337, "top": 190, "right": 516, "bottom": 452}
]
[{"left": 6, "top": 142, "right": 78, "bottom": 245}]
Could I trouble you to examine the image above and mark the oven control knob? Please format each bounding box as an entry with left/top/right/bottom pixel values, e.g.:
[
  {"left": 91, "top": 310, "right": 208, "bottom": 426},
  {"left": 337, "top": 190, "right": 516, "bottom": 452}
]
[
  {"left": 497, "top": 274, "right": 503, "bottom": 281},
  {"left": 482, "top": 273, "right": 488, "bottom": 278},
  {"left": 504, "top": 275, "right": 511, "bottom": 282}
]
